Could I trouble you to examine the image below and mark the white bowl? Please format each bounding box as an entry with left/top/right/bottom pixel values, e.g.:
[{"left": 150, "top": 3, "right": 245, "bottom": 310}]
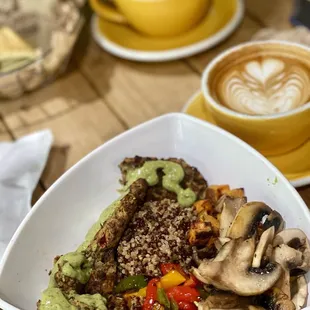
[{"left": 0, "top": 113, "right": 309, "bottom": 310}]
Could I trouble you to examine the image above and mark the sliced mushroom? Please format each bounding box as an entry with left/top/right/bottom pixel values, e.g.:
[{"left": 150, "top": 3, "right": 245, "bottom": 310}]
[
  {"left": 262, "top": 210, "right": 284, "bottom": 234},
  {"left": 252, "top": 288, "right": 295, "bottom": 310},
  {"left": 220, "top": 202, "right": 236, "bottom": 238},
  {"left": 215, "top": 194, "right": 227, "bottom": 213},
  {"left": 273, "top": 229, "right": 308, "bottom": 247},
  {"left": 219, "top": 237, "right": 231, "bottom": 245},
  {"left": 219, "top": 196, "right": 247, "bottom": 238},
  {"left": 272, "top": 243, "right": 304, "bottom": 298},
  {"left": 274, "top": 268, "right": 291, "bottom": 299},
  {"left": 216, "top": 195, "right": 247, "bottom": 213},
  {"left": 252, "top": 226, "right": 275, "bottom": 268},
  {"left": 273, "top": 244, "right": 303, "bottom": 272},
  {"left": 263, "top": 244, "right": 273, "bottom": 266},
  {"left": 193, "top": 238, "right": 282, "bottom": 296},
  {"left": 291, "top": 275, "right": 308, "bottom": 310},
  {"left": 215, "top": 237, "right": 231, "bottom": 251},
  {"left": 204, "top": 291, "right": 251, "bottom": 309},
  {"left": 195, "top": 300, "right": 210, "bottom": 310},
  {"left": 273, "top": 229, "right": 310, "bottom": 274},
  {"left": 213, "top": 239, "right": 235, "bottom": 262},
  {"left": 227, "top": 202, "right": 273, "bottom": 239},
  {"left": 195, "top": 299, "right": 249, "bottom": 310}
]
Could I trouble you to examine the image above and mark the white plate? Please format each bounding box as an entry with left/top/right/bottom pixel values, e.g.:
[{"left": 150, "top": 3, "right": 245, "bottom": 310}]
[
  {"left": 91, "top": 0, "right": 244, "bottom": 62},
  {"left": 0, "top": 113, "right": 309, "bottom": 310}
]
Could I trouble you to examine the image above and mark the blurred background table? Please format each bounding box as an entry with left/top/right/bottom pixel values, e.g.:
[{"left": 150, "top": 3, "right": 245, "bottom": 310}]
[{"left": 0, "top": 0, "right": 309, "bottom": 207}]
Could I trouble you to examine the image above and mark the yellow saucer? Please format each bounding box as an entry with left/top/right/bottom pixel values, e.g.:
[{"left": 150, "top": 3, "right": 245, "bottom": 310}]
[
  {"left": 183, "top": 92, "right": 310, "bottom": 187},
  {"left": 91, "top": 0, "right": 244, "bottom": 62}
]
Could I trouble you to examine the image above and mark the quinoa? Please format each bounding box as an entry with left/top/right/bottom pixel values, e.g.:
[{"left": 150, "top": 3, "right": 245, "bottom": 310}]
[{"left": 117, "top": 199, "right": 196, "bottom": 277}]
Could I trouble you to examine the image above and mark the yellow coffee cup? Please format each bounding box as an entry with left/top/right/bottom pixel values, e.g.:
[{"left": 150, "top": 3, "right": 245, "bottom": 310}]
[
  {"left": 89, "top": 0, "right": 210, "bottom": 37},
  {"left": 201, "top": 41, "right": 310, "bottom": 156}
]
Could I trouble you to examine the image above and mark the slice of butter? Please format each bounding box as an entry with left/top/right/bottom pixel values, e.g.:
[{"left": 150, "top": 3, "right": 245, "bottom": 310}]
[{"left": 0, "top": 26, "right": 36, "bottom": 61}]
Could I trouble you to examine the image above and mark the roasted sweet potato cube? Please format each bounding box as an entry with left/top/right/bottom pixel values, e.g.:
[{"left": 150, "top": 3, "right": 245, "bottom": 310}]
[
  {"left": 189, "top": 222, "right": 213, "bottom": 246},
  {"left": 206, "top": 185, "right": 230, "bottom": 204},
  {"left": 221, "top": 188, "right": 245, "bottom": 198},
  {"left": 194, "top": 199, "right": 213, "bottom": 214},
  {"left": 198, "top": 211, "right": 220, "bottom": 234},
  {"left": 209, "top": 184, "right": 230, "bottom": 191}
]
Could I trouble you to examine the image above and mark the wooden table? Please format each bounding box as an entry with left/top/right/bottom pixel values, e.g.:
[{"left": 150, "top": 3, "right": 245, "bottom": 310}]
[{"left": 0, "top": 0, "right": 309, "bottom": 207}]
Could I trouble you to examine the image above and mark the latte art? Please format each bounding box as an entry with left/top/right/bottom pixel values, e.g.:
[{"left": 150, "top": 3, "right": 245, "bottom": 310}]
[{"left": 217, "top": 58, "right": 310, "bottom": 115}]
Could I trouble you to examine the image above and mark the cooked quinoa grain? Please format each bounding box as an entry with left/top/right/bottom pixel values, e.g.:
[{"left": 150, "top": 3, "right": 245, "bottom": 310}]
[{"left": 117, "top": 199, "right": 196, "bottom": 277}]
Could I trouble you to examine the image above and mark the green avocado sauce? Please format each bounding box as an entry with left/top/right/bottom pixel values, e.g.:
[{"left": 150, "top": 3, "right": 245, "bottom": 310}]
[
  {"left": 69, "top": 292, "right": 107, "bottom": 308},
  {"left": 39, "top": 160, "right": 195, "bottom": 309},
  {"left": 40, "top": 288, "right": 75, "bottom": 310},
  {"left": 126, "top": 160, "right": 196, "bottom": 207}
]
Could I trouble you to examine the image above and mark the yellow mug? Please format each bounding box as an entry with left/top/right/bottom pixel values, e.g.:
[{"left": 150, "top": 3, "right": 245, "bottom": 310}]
[
  {"left": 201, "top": 41, "right": 310, "bottom": 156},
  {"left": 89, "top": 0, "right": 210, "bottom": 37}
]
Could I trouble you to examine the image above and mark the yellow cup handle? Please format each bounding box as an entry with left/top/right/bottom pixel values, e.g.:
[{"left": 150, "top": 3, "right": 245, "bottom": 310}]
[{"left": 89, "top": 0, "right": 128, "bottom": 24}]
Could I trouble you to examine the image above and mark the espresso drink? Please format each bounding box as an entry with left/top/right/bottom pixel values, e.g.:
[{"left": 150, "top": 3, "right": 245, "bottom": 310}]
[{"left": 209, "top": 44, "right": 310, "bottom": 115}]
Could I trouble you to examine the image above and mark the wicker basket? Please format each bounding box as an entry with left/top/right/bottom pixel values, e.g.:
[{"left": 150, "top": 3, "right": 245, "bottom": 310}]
[{"left": 0, "top": 0, "right": 85, "bottom": 99}]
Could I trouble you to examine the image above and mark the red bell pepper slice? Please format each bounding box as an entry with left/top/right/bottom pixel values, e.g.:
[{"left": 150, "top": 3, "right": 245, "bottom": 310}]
[
  {"left": 166, "top": 286, "right": 200, "bottom": 303},
  {"left": 160, "top": 263, "right": 177, "bottom": 275},
  {"left": 178, "top": 301, "right": 197, "bottom": 310},
  {"left": 183, "top": 274, "right": 200, "bottom": 288},
  {"left": 143, "top": 278, "right": 159, "bottom": 310}
]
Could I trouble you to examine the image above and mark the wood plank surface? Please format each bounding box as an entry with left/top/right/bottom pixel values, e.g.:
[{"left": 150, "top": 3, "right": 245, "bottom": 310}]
[
  {"left": 0, "top": 70, "right": 97, "bottom": 121},
  {"left": 31, "top": 184, "right": 46, "bottom": 206},
  {"left": 79, "top": 41, "right": 201, "bottom": 127},
  {"left": 10, "top": 98, "right": 124, "bottom": 170},
  {"left": 187, "top": 16, "right": 262, "bottom": 73}
]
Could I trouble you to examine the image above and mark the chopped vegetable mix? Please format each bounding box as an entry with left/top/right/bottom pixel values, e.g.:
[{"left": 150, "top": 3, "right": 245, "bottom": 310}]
[
  {"left": 183, "top": 275, "right": 200, "bottom": 288},
  {"left": 171, "top": 298, "right": 179, "bottom": 310},
  {"left": 178, "top": 301, "right": 197, "bottom": 310},
  {"left": 160, "top": 270, "right": 186, "bottom": 289},
  {"left": 143, "top": 278, "right": 159, "bottom": 310},
  {"left": 157, "top": 288, "right": 170, "bottom": 309},
  {"left": 115, "top": 275, "right": 147, "bottom": 293},
  {"left": 166, "top": 286, "right": 200, "bottom": 303}
]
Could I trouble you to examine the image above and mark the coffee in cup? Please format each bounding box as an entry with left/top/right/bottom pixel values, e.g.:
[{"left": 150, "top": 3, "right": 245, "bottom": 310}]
[
  {"left": 202, "top": 41, "right": 310, "bottom": 156},
  {"left": 89, "top": 0, "right": 210, "bottom": 37},
  {"left": 212, "top": 49, "right": 310, "bottom": 115}
]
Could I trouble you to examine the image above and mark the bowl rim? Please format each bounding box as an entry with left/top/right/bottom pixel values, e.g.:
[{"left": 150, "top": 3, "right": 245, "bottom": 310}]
[
  {"left": 201, "top": 40, "right": 310, "bottom": 120},
  {"left": 0, "top": 112, "right": 309, "bottom": 309}
]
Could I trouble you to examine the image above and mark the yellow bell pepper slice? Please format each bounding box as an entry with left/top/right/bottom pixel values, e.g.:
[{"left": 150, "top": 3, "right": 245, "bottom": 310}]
[
  {"left": 160, "top": 270, "right": 186, "bottom": 290},
  {"left": 124, "top": 287, "right": 147, "bottom": 299}
]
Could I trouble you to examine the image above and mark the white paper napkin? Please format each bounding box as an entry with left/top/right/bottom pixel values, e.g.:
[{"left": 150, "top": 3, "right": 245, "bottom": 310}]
[{"left": 0, "top": 130, "right": 53, "bottom": 260}]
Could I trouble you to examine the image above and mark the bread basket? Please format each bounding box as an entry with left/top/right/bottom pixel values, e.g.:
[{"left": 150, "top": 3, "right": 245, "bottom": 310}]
[{"left": 0, "top": 0, "right": 85, "bottom": 99}]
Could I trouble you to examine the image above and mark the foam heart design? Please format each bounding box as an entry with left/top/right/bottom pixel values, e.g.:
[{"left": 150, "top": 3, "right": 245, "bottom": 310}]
[{"left": 219, "top": 57, "right": 310, "bottom": 115}]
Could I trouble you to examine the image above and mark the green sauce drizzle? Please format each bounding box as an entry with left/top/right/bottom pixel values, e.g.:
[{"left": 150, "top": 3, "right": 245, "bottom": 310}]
[{"left": 125, "top": 160, "right": 196, "bottom": 207}]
